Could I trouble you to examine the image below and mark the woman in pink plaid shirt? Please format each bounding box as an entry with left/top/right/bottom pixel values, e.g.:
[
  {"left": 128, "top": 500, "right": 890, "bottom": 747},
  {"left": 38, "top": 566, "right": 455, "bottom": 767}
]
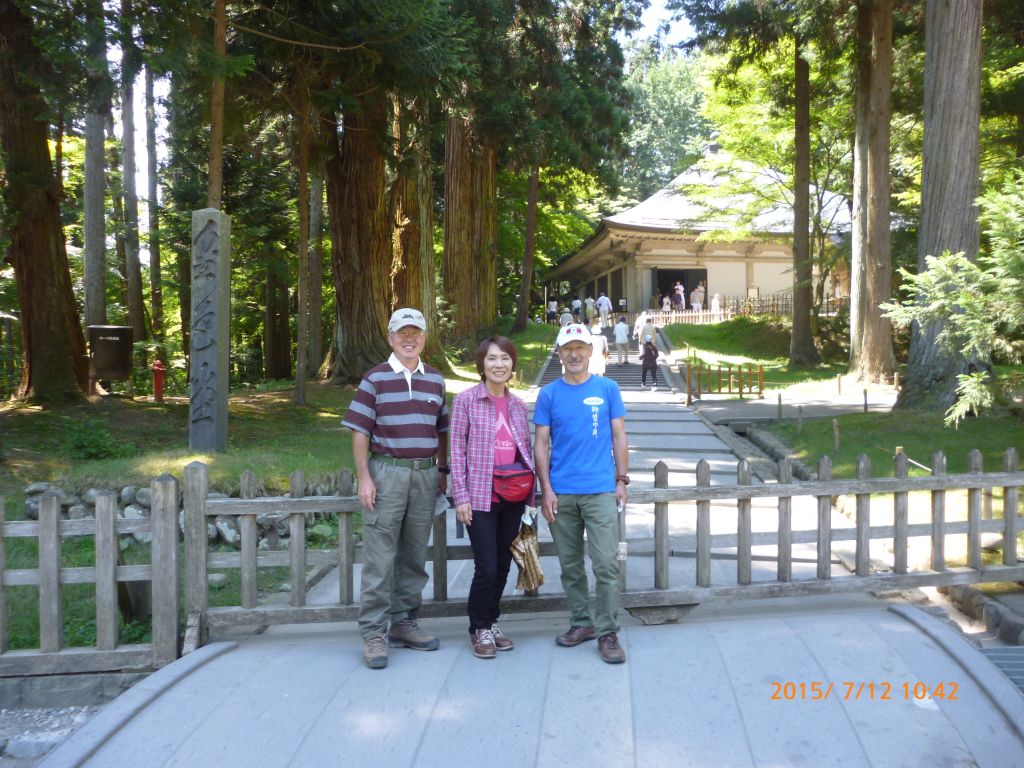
[{"left": 449, "top": 336, "right": 535, "bottom": 660}]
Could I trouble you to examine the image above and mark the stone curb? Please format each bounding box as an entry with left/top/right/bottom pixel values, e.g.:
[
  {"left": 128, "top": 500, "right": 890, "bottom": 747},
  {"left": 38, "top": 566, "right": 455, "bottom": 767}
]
[
  {"left": 888, "top": 604, "right": 1024, "bottom": 741},
  {"left": 744, "top": 425, "right": 817, "bottom": 481},
  {"left": 37, "top": 642, "right": 237, "bottom": 768},
  {"left": 691, "top": 410, "right": 779, "bottom": 484},
  {"left": 939, "top": 585, "right": 1024, "bottom": 645}
]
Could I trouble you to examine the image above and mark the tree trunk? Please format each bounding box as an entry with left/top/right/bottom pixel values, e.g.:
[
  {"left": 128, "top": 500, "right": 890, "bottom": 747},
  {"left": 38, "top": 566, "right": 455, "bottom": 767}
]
[
  {"left": 859, "top": 0, "right": 895, "bottom": 383},
  {"left": 82, "top": 0, "right": 108, "bottom": 328},
  {"left": 145, "top": 65, "right": 164, "bottom": 349},
  {"left": 293, "top": 84, "right": 310, "bottom": 405},
  {"left": 789, "top": 43, "right": 820, "bottom": 367},
  {"left": 512, "top": 162, "right": 540, "bottom": 333},
  {"left": 391, "top": 97, "right": 445, "bottom": 368},
  {"left": 476, "top": 141, "right": 498, "bottom": 337},
  {"left": 206, "top": 0, "right": 226, "bottom": 210},
  {"left": 848, "top": 2, "right": 871, "bottom": 374},
  {"left": 443, "top": 112, "right": 481, "bottom": 354},
  {"left": 106, "top": 116, "right": 129, "bottom": 320},
  {"left": 120, "top": 19, "right": 147, "bottom": 345},
  {"left": 0, "top": 0, "right": 88, "bottom": 398},
  {"left": 263, "top": 250, "right": 291, "bottom": 379},
  {"left": 308, "top": 156, "right": 324, "bottom": 376},
  {"left": 896, "top": 0, "right": 982, "bottom": 409},
  {"left": 324, "top": 95, "right": 392, "bottom": 381}
]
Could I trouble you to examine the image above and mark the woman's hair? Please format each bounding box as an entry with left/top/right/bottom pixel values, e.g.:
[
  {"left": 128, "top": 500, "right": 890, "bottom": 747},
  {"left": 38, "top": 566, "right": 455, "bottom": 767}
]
[{"left": 475, "top": 336, "right": 518, "bottom": 379}]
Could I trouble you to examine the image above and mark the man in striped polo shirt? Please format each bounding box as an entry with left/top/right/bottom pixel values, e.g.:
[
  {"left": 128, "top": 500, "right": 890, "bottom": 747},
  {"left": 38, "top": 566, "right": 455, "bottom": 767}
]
[{"left": 342, "top": 308, "right": 449, "bottom": 669}]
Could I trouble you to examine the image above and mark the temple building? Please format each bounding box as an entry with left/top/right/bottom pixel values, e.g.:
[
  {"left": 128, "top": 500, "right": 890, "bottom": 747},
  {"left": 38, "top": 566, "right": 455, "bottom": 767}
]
[{"left": 548, "top": 163, "right": 850, "bottom": 312}]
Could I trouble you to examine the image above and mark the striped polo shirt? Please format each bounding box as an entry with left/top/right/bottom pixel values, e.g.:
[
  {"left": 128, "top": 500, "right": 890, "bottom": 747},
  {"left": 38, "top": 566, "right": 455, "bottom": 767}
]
[{"left": 342, "top": 354, "right": 448, "bottom": 458}]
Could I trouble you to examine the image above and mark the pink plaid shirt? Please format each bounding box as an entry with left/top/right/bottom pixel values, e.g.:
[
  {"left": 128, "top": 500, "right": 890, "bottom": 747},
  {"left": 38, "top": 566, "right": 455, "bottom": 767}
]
[{"left": 449, "top": 382, "right": 534, "bottom": 512}]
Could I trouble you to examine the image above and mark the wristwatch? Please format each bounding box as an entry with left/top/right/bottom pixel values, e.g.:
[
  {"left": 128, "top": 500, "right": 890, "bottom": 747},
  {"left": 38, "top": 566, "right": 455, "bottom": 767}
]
[
  {"left": 616, "top": 474, "right": 630, "bottom": 485},
  {"left": 438, "top": 466, "right": 451, "bottom": 475}
]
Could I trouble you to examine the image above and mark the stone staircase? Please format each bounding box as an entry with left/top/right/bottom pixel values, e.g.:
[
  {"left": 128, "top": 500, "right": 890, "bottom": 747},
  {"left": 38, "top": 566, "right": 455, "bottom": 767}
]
[{"left": 536, "top": 327, "right": 675, "bottom": 392}]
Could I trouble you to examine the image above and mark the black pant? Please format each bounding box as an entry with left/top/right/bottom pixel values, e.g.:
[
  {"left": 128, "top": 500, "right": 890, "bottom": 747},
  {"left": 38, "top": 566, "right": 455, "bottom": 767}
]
[
  {"left": 466, "top": 499, "right": 524, "bottom": 632},
  {"left": 642, "top": 366, "right": 659, "bottom": 386}
]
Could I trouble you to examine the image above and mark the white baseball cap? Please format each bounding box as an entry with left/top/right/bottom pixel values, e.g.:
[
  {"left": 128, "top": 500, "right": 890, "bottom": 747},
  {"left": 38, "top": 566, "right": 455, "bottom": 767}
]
[
  {"left": 388, "top": 308, "right": 427, "bottom": 333},
  {"left": 556, "top": 324, "right": 593, "bottom": 347}
]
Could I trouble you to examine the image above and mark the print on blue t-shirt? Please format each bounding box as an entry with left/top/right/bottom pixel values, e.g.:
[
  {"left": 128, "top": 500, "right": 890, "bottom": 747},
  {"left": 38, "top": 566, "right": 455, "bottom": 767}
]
[{"left": 533, "top": 375, "right": 626, "bottom": 495}]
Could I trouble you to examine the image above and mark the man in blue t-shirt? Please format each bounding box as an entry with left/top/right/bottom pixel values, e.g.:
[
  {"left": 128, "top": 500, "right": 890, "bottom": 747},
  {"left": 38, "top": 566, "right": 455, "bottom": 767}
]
[{"left": 534, "top": 323, "right": 629, "bottom": 664}]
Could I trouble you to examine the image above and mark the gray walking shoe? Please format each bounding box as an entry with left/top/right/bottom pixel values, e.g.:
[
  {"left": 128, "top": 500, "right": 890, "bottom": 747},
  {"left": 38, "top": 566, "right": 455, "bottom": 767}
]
[
  {"left": 363, "top": 635, "right": 388, "bottom": 669},
  {"left": 388, "top": 617, "right": 440, "bottom": 651}
]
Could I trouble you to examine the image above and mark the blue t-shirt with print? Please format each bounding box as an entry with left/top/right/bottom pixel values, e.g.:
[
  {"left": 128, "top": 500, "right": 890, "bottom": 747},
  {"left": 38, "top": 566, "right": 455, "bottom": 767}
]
[{"left": 533, "top": 375, "right": 626, "bottom": 495}]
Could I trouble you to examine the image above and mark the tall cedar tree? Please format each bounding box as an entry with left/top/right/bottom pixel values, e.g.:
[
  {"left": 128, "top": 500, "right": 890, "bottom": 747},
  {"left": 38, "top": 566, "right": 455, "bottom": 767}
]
[
  {"left": 896, "top": 0, "right": 982, "bottom": 409},
  {"left": 672, "top": 0, "right": 820, "bottom": 365},
  {"left": 0, "top": 0, "right": 88, "bottom": 397}
]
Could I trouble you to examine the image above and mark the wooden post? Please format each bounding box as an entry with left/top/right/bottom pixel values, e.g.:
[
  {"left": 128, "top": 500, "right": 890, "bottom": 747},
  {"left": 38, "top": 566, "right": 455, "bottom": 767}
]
[
  {"left": 183, "top": 462, "right": 209, "bottom": 623},
  {"left": 894, "top": 371, "right": 900, "bottom": 390},
  {"left": 1004, "top": 448, "right": 1019, "bottom": 567},
  {"left": 758, "top": 365, "right": 764, "bottom": 398},
  {"left": 836, "top": 374, "right": 842, "bottom": 395},
  {"left": 893, "top": 451, "right": 909, "bottom": 574},
  {"left": 151, "top": 474, "right": 180, "bottom": 668},
  {"left": 240, "top": 470, "right": 257, "bottom": 609},
  {"left": 777, "top": 459, "right": 793, "bottom": 582},
  {"left": 931, "top": 451, "right": 947, "bottom": 571},
  {"left": 797, "top": 406, "right": 804, "bottom": 435},
  {"left": 338, "top": 507, "right": 354, "bottom": 605},
  {"left": 777, "top": 393, "right": 782, "bottom": 421},
  {"left": 684, "top": 364, "right": 692, "bottom": 407},
  {"left": 967, "top": 450, "right": 983, "bottom": 571},
  {"left": 0, "top": 498, "right": 5, "bottom": 654},
  {"left": 816, "top": 457, "right": 833, "bottom": 580},
  {"left": 737, "top": 460, "right": 752, "bottom": 585},
  {"left": 863, "top": 389, "right": 868, "bottom": 414},
  {"left": 696, "top": 460, "right": 711, "bottom": 587},
  {"left": 94, "top": 493, "right": 118, "bottom": 651},
  {"left": 832, "top": 419, "right": 840, "bottom": 454},
  {"left": 726, "top": 365, "right": 732, "bottom": 393},
  {"left": 855, "top": 455, "right": 871, "bottom": 577},
  {"left": 433, "top": 510, "right": 448, "bottom": 601},
  {"left": 654, "top": 461, "right": 669, "bottom": 590},
  {"left": 38, "top": 493, "right": 62, "bottom": 654},
  {"left": 289, "top": 470, "right": 306, "bottom": 607}
]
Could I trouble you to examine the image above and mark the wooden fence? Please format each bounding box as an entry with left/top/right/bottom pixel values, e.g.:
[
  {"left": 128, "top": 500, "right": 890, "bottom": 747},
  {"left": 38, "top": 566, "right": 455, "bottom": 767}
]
[
  {"left": 180, "top": 448, "right": 1023, "bottom": 648},
  {"left": 0, "top": 477, "right": 179, "bottom": 677},
  {"left": 6, "top": 449, "right": 1019, "bottom": 668},
  {"left": 680, "top": 362, "right": 764, "bottom": 405}
]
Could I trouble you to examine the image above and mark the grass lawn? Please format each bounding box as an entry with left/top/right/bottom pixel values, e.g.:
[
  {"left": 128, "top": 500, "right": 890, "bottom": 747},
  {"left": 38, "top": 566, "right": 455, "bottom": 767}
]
[
  {"left": 661, "top": 315, "right": 847, "bottom": 389},
  {"left": 763, "top": 409, "right": 1024, "bottom": 479}
]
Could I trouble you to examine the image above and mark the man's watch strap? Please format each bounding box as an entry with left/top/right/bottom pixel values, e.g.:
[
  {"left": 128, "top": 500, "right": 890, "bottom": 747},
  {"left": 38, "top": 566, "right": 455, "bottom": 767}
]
[{"left": 616, "top": 474, "right": 630, "bottom": 485}]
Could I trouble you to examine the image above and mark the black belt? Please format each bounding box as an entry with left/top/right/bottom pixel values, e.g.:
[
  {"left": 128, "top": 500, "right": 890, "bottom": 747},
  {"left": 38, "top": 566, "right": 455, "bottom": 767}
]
[{"left": 371, "top": 454, "right": 437, "bottom": 470}]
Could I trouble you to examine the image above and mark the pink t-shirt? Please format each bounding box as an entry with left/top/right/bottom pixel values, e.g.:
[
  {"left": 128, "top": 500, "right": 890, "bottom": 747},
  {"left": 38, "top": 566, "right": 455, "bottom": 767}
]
[{"left": 491, "top": 395, "right": 517, "bottom": 466}]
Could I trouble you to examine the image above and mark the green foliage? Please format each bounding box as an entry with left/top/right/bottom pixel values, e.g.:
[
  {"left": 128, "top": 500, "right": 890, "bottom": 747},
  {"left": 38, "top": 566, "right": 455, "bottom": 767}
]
[
  {"left": 615, "top": 40, "right": 709, "bottom": 202},
  {"left": 883, "top": 169, "right": 1024, "bottom": 426},
  {"left": 62, "top": 416, "right": 133, "bottom": 461}
]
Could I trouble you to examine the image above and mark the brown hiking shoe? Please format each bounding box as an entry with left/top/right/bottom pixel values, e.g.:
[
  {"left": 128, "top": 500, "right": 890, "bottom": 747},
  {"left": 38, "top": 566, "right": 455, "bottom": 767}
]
[
  {"left": 363, "top": 635, "right": 388, "bottom": 669},
  {"left": 388, "top": 618, "right": 439, "bottom": 651},
  {"left": 598, "top": 633, "right": 626, "bottom": 664},
  {"left": 556, "top": 624, "right": 596, "bottom": 647},
  {"left": 490, "top": 624, "right": 514, "bottom": 651},
  {"left": 471, "top": 628, "right": 496, "bottom": 659}
]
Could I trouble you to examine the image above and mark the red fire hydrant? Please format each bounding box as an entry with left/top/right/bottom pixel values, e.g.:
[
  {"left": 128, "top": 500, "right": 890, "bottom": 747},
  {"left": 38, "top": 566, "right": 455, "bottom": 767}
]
[{"left": 152, "top": 359, "right": 165, "bottom": 402}]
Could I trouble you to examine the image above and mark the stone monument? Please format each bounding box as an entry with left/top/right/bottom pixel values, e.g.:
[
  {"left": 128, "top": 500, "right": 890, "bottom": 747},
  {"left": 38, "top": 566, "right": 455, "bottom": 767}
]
[{"left": 189, "top": 209, "right": 231, "bottom": 452}]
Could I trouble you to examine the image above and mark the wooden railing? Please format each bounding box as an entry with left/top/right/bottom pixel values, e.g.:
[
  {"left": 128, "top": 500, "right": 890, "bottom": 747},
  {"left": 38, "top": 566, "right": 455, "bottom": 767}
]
[
  {"left": 0, "top": 477, "right": 180, "bottom": 677},
  {"left": 680, "top": 362, "right": 764, "bottom": 405},
  {"left": 180, "top": 448, "right": 1023, "bottom": 646}
]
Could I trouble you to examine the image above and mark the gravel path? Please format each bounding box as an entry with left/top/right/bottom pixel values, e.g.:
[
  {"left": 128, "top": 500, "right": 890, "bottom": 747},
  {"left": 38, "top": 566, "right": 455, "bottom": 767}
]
[{"left": 0, "top": 706, "right": 103, "bottom": 765}]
